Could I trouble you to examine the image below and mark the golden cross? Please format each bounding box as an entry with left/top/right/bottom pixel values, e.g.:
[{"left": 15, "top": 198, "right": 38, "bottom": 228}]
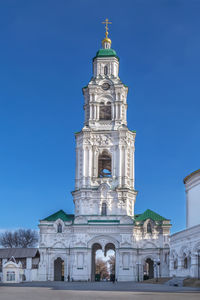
[{"left": 102, "top": 18, "right": 112, "bottom": 38}]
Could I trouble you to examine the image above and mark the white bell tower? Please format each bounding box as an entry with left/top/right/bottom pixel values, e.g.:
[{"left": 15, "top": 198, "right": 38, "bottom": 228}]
[{"left": 72, "top": 19, "right": 137, "bottom": 217}]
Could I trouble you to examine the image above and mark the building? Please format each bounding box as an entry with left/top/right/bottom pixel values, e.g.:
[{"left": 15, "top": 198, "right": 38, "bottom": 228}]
[
  {"left": 38, "top": 23, "right": 171, "bottom": 282},
  {"left": 0, "top": 248, "right": 40, "bottom": 283},
  {"left": 170, "top": 169, "right": 200, "bottom": 278}
]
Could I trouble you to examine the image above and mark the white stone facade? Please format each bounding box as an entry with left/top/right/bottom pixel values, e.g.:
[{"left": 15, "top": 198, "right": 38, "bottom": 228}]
[
  {"left": 170, "top": 224, "right": 200, "bottom": 278},
  {"left": 184, "top": 170, "right": 200, "bottom": 228},
  {"left": 38, "top": 36, "right": 171, "bottom": 282},
  {"left": 170, "top": 170, "right": 200, "bottom": 278}
]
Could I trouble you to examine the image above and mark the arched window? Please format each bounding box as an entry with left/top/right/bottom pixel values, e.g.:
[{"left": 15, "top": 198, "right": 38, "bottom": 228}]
[
  {"left": 99, "top": 102, "right": 111, "bottom": 120},
  {"left": 101, "top": 203, "right": 107, "bottom": 216},
  {"left": 147, "top": 223, "right": 152, "bottom": 234},
  {"left": 98, "top": 151, "right": 112, "bottom": 178},
  {"left": 104, "top": 66, "right": 108, "bottom": 75},
  {"left": 57, "top": 223, "right": 62, "bottom": 233},
  {"left": 183, "top": 255, "right": 188, "bottom": 269},
  {"left": 174, "top": 258, "right": 178, "bottom": 269}
]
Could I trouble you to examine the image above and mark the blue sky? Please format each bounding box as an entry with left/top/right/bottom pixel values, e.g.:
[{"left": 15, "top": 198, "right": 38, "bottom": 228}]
[{"left": 0, "top": 0, "right": 199, "bottom": 233}]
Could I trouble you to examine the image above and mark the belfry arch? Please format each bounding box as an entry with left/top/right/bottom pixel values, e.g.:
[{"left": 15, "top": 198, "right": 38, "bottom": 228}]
[{"left": 98, "top": 150, "right": 112, "bottom": 178}]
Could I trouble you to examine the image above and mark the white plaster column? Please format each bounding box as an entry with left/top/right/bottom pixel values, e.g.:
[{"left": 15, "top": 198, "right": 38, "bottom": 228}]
[
  {"left": 83, "top": 147, "right": 87, "bottom": 186},
  {"left": 94, "top": 105, "right": 97, "bottom": 120},
  {"left": 89, "top": 105, "right": 92, "bottom": 120},
  {"left": 115, "top": 104, "right": 118, "bottom": 120},
  {"left": 112, "top": 104, "right": 114, "bottom": 120},
  {"left": 75, "top": 148, "right": 79, "bottom": 189},
  {"left": 124, "top": 147, "right": 127, "bottom": 186},
  {"left": 118, "top": 146, "right": 122, "bottom": 187},
  {"left": 115, "top": 249, "right": 119, "bottom": 280},
  {"left": 97, "top": 105, "right": 100, "bottom": 120},
  {"left": 88, "top": 147, "right": 92, "bottom": 179},
  {"left": 131, "top": 147, "right": 134, "bottom": 188},
  {"left": 112, "top": 147, "right": 115, "bottom": 178}
]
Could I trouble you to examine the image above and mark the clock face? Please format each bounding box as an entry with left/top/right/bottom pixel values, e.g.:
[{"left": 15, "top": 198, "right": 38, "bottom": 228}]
[{"left": 101, "top": 83, "right": 110, "bottom": 90}]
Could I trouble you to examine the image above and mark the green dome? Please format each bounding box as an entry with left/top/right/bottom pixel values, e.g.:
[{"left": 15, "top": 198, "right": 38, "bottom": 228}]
[{"left": 93, "top": 48, "right": 119, "bottom": 60}]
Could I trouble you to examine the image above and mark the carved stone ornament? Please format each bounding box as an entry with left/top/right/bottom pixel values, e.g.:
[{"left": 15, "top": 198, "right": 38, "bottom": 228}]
[{"left": 93, "top": 134, "right": 112, "bottom": 146}]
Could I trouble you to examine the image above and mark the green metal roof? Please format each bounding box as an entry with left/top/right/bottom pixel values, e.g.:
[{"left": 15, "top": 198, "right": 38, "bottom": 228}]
[
  {"left": 93, "top": 48, "right": 119, "bottom": 60},
  {"left": 43, "top": 210, "right": 74, "bottom": 222},
  {"left": 134, "top": 209, "right": 168, "bottom": 222}
]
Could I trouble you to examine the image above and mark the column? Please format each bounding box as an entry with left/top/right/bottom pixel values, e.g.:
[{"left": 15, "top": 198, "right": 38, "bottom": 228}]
[
  {"left": 83, "top": 147, "right": 87, "bottom": 187},
  {"left": 97, "top": 105, "right": 100, "bottom": 120},
  {"left": 112, "top": 104, "right": 114, "bottom": 120},
  {"left": 118, "top": 146, "right": 122, "bottom": 187},
  {"left": 75, "top": 148, "right": 79, "bottom": 189},
  {"left": 94, "top": 105, "right": 97, "bottom": 120},
  {"left": 115, "top": 104, "right": 118, "bottom": 120},
  {"left": 124, "top": 147, "right": 127, "bottom": 186},
  {"left": 112, "top": 147, "right": 115, "bottom": 178},
  {"left": 89, "top": 105, "right": 92, "bottom": 120},
  {"left": 88, "top": 147, "right": 92, "bottom": 180}
]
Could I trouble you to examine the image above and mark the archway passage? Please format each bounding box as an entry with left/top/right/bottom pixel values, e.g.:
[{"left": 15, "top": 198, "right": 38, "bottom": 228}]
[
  {"left": 143, "top": 258, "right": 154, "bottom": 280},
  {"left": 54, "top": 257, "right": 64, "bottom": 281},
  {"left": 91, "top": 243, "right": 115, "bottom": 281}
]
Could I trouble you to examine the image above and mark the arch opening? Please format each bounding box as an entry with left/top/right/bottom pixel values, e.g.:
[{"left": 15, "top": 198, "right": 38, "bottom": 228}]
[
  {"left": 91, "top": 243, "right": 116, "bottom": 282},
  {"left": 99, "top": 102, "right": 111, "bottom": 120},
  {"left": 98, "top": 151, "right": 112, "bottom": 178},
  {"left": 54, "top": 257, "right": 64, "bottom": 281},
  {"left": 143, "top": 258, "right": 154, "bottom": 280}
]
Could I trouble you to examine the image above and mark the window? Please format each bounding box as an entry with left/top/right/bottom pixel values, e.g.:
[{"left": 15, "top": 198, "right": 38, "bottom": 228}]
[
  {"left": 98, "top": 151, "right": 112, "bottom": 178},
  {"left": 99, "top": 102, "right": 111, "bottom": 120},
  {"left": 184, "top": 255, "right": 188, "bottom": 269},
  {"left": 174, "top": 258, "right": 178, "bottom": 269},
  {"left": 104, "top": 66, "right": 108, "bottom": 75},
  {"left": 147, "top": 223, "right": 152, "bottom": 234},
  {"left": 101, "top": 203, "right": 107, "bottom": 216},
  {"left": 57, "top": 223, "right": 62, "bottom": 233},
  {"left": 7, "top": 271, "right": 15, "bottom": 281}
]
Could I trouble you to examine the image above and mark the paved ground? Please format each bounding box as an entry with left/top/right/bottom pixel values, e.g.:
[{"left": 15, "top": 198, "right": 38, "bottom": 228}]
[{"left": 0, "top": 281, "right": 200, "bottom": 300}]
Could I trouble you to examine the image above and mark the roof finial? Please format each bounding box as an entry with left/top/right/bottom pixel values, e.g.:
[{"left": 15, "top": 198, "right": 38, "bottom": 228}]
[{"left": 102, "top": 18, "right": 112, "bottom": 49}]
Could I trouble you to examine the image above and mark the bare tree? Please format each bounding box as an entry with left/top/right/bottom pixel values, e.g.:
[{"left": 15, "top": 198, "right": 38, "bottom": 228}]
[
  {"left": 95, "top": 258, "right": 109, "bottom": 280},
  {"left": 0, "top": 229, "right": 38, "bottom": 248},
  {"left": 108, "top": 255, "right": 115, "bottom": 275}
]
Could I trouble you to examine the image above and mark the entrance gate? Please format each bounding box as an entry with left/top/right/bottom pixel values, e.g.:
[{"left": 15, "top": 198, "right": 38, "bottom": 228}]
[
  {"left": 54, "top": 257, "right": 64, "bottom": 281},
  {"left": 91, "top": 242, "right": 115, "bottom": 281}
]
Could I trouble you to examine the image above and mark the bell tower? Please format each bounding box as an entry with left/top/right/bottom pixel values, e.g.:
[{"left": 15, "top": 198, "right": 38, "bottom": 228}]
[{"left": 72, "top": 19, "right": 137, "bottom": 217}]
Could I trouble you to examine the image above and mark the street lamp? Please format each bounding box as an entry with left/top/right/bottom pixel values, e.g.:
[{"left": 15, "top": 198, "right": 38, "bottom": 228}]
[
  {"left": 68, "top": 245, "right": 70, "bottom": 282},
  {"left": 155, "top": 259, "right": 160, "bottom": 282},
  {"left": 197, "top": 251, "right": 200, "bottom": 280},
  {"left": 136, "top": 262, "right": 140, "bottom": 282}
]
